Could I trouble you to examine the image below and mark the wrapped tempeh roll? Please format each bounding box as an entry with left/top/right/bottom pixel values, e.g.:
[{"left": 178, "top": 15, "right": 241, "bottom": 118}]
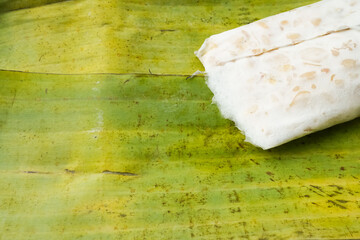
[{"left": 196, "top": 0, "right": 360, "bottom": 149}]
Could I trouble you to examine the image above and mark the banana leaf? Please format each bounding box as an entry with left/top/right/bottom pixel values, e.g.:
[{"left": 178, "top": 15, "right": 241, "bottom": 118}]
[{"left": 0, "top": 0, "right": 359, "bottom": 239}]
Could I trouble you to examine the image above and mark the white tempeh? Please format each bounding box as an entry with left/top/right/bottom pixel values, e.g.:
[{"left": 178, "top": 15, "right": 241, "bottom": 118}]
[
  {"left": 196, "top": 0, "right": 360, "bottom": 69},
  {"left": 196, "top": 0, "right": 360, "bottom": 149}
]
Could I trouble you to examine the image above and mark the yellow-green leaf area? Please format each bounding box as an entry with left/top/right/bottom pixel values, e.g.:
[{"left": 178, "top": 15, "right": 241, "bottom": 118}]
[{"left": 0, "top": 0, "right": 359, "bottom": 239}]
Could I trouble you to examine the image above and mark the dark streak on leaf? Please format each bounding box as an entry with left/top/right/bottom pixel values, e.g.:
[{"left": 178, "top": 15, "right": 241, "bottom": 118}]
[
  {"left": 24, "top": 171, "right": 50, "bottom": 174},
  {"left": 328, "top": 200, "right": 347, "bottom": 209},
  {"left": 310, "top": 185, "right": 332, "bottom": 197},
  {"left": 0, "top": 69, "right": 194, "bottom": 78},
  {"left": 65, "top": 169, "right": 75, "bottom": 174},
  {"left": 11, "top": 90, "right": 17, "bottom": 107},
  {"left": 0, "top": 0, "right": 72, "bottom": 13},
  {"left": 309, "top": 189, "right": 324, "bottom": 197},
  {"left": 310, "top": 185, "right": 323, "bottom": 191},
  {"left": 228, "top": 190, "right": 240, "bottom": 203},
  {"left": 250, "top": 158, "right": 260, "bottom": 165},
  {"left": 102, "top": 170, "right": 137, "bottom": 176},
  {"left": 39, "top": 54, "right": 45, "bottom": 62},
  {"left": 329, "top": 185, "right": 344, "bottom": 190}
]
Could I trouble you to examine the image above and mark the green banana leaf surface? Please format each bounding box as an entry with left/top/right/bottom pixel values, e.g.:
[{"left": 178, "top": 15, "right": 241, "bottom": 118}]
[{"left": 0, "top": 0, "right": 359, "bottom": 239}]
